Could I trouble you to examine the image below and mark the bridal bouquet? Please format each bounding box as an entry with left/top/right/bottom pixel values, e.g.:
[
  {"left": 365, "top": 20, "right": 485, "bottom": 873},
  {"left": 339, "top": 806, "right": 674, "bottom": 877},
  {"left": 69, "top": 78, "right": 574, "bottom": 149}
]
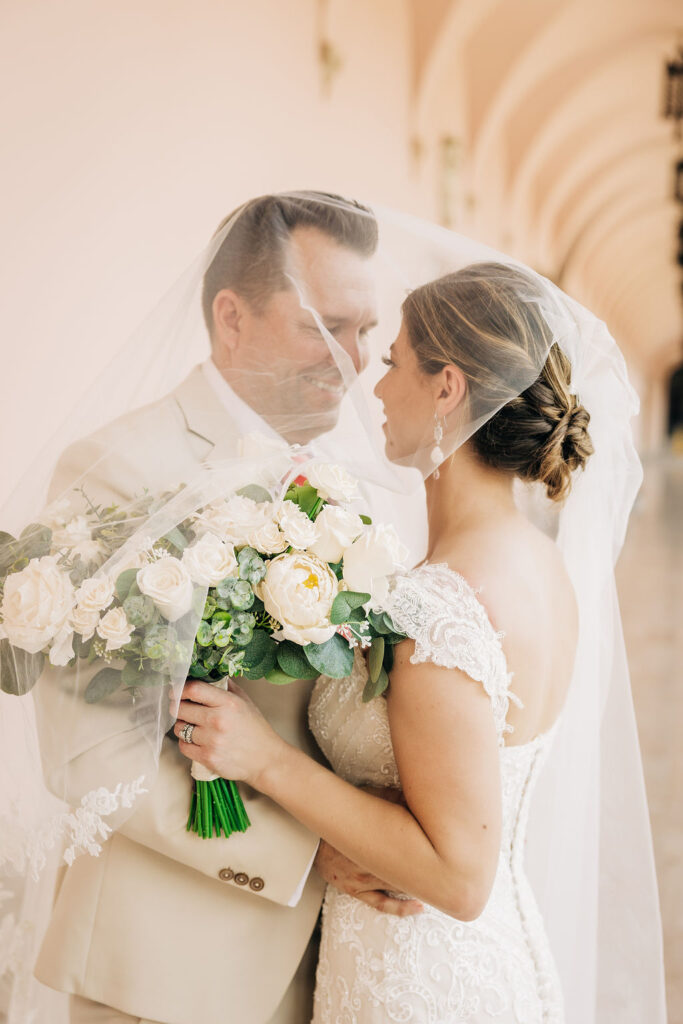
[{"left": 0, "top": 462, "right": 407, "bottom": 839}]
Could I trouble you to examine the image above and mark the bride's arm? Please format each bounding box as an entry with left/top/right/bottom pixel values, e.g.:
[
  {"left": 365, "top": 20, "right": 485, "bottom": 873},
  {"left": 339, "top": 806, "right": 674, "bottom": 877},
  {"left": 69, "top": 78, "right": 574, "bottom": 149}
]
[{"left": 175, "top": 638, "right": 502, "bottom": 921}]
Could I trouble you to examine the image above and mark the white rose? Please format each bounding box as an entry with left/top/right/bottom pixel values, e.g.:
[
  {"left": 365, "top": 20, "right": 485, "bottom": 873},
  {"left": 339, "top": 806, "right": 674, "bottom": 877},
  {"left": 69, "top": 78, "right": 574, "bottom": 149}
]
[
  {"left": 342, "top": 524, "right": 409, "bottom": 606},
  {"left": 137, "top": 556, "right": 194, "bottom": 622},
  {"left": 276, "top": 501, "right": 320, "bottom": 550},
  {"left": 193, "top": 496, "right": 269, "bottom": 546},
  {"left": 1, "top": 556, "right": 75, "bottom": 653},
  {"left": 49, "top": 624, "right": 75, "bottom": 666},
  {"left": 308, "top": 505, "right": 364, "bottom": 564},
  {"left": 306, "top": 463, "right": 359, "bottom": 503},
  {"left": 247, "top": 519, "right": 288, "bottom": 555},
  {"left": 96, "top": 607, "right": 135, "bottom": 651},
  {"left": 70, "top": 604, "right": 101, "bottom": 640},
  {"left": 181, "top": 533, "right": 238, "bottom": 586},
  {"left": 75, "top": 575, "right": 115, "bottom": 614},
  {"left": 258, "top": 551, "right": 339, "bottom": 646}
]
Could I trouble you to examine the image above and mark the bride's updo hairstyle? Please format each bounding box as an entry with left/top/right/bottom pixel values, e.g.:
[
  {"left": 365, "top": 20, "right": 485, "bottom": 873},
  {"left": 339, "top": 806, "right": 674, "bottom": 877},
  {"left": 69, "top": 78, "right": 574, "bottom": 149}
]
[{"left": 402, "top": 262, "right": 594, "bottom": 502}]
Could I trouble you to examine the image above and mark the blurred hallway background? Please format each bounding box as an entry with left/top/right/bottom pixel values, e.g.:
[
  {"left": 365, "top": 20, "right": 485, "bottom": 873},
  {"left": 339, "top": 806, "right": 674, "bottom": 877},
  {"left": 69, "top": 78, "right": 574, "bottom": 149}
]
[{"left": 1, "top": 0, "right": 682, "bottom": 1017}]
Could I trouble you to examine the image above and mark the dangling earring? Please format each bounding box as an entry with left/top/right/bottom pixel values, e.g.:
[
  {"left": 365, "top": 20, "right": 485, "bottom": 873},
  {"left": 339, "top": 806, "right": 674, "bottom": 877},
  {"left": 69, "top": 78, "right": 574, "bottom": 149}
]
[{"left": 430, "top": 413, "right": 444, "bottom": 479}]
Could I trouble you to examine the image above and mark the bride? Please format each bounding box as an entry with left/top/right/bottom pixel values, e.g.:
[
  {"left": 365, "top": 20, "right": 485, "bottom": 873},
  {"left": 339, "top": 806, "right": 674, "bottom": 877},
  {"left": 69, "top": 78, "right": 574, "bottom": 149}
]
[{"left": 173, "top": 262, "right": 594, "bottom": 1022}]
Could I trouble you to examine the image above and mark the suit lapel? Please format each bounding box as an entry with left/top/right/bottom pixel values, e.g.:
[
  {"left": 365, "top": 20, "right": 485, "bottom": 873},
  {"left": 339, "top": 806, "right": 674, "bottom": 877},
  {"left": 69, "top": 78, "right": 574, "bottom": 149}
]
[{"left": 173, "top": 366, "right": 242, "bottom": 461}]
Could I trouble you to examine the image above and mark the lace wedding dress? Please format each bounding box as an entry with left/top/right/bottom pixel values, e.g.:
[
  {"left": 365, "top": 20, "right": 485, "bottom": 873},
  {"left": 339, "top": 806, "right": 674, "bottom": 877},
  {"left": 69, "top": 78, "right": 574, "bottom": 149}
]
[{"left": 308, "top": 563, "right": 564, "bottom": 1024}]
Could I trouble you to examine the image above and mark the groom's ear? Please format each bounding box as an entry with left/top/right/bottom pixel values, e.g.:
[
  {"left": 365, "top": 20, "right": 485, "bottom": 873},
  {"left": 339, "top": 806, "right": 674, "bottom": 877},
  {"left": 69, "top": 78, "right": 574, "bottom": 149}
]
[
  {"left": 211, "top": 289, "right": 247, "bottom": 353},
  {"left": 435, "top": 363, "right": 467, "bottom": 418}
]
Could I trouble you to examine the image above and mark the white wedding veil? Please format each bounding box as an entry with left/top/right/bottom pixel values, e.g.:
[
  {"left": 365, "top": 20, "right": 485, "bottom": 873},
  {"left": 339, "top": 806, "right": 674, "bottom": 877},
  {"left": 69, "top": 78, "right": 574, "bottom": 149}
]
[{"left": 0, "top": 191, "right": 665, "bottom": 1022}]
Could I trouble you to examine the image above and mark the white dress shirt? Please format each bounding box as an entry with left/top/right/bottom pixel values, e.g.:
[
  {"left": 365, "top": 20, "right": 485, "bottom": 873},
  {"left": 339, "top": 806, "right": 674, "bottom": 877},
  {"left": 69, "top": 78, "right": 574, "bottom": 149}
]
[{"left": 201, "top": 356, "right": 319, "bottom": 907}]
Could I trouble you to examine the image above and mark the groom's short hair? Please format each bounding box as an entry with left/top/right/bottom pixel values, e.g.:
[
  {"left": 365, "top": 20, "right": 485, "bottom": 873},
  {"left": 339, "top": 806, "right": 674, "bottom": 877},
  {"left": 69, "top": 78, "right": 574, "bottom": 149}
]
[{"left": 201, "top": 191, "right": 378, "bottom": 331}]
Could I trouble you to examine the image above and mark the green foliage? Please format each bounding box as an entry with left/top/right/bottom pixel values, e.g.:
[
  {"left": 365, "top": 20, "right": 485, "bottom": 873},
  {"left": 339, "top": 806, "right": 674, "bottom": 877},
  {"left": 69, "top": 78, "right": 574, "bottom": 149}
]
[
  {"left": 84, "top": 667, "right": 122, "bottom": 703},
  {"left": 330, "top": 590, "right": 371, "bottom": 625},
  {"left": 0, "top": 639, "right": 44, "bottom": 695},
  {"left": 304, "top": 633, "right": 355, "bottom": 679},
  {"left": 276, "top": 641, "right": 320, "bottom": 680},
  {"left": 115, "top": 568, "right": 139, "bottom": 602}
]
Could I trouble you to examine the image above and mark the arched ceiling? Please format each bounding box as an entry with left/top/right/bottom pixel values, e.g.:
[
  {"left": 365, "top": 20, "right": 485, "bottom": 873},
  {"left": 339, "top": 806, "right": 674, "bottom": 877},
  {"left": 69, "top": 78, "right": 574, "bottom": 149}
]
[{"left": 410, "top": 0, "right": 683, "bottom": 376}]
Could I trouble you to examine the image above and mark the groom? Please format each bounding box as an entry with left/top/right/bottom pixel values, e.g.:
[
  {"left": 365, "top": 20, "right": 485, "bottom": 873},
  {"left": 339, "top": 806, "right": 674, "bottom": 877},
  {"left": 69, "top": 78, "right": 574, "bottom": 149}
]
[{"left": 34, "top": 192, "right": 418, "bottom": 1024}]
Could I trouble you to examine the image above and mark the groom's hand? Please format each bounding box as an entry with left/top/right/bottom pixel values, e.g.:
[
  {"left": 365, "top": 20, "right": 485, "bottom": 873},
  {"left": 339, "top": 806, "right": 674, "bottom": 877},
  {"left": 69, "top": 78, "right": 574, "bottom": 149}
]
[{"left": 314, "top": 841, "right": 424, "bottom": 917}]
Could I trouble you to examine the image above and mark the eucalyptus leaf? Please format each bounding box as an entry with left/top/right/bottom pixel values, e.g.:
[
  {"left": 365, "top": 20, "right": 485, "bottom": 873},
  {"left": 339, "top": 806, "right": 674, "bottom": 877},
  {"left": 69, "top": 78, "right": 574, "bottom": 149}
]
[
  {"left": 264, "top": 665, "right": 299, "bottom": 686},
  {"left": 236, "top": 484, "right": 272, "bottom": 503},
  {"left": 276, "top": 641, "right": 320, "bottom": 680},
  {"left": 115, "top": 568, "right": 139, "bottom": 602},
  {"left": 0, "top": 640, "right": 44, "bottom": 696},
  {"left": 330, "top": 590, "right": 371, "bottom": 625},
  {"left": 368, "top": 636, "right": 385, "bottom": 684},
  {"left": 163, "top": 526, "right": 189, "bottom": 552},
  {"left": 304, "top": 633, "right": 354, "bottom": 679},
  {"left": 84, "top": 667, "right": 122, "bottom": 704},
  {"left": 362, "top": 665, "right": 389, "bottom": 703}
]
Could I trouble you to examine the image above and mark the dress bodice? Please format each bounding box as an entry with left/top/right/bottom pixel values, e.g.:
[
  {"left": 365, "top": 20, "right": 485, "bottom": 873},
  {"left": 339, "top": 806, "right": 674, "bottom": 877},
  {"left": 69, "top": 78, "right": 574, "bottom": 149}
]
[{"left": 308, "top": 562, "right": 564, "bottom": 1024}]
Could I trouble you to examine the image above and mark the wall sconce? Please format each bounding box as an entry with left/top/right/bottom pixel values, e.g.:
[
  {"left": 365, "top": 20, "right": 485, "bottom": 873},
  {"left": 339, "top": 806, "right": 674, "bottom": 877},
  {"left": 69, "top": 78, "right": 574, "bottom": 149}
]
[
  {"left": 317, "top": 0, "right": 343, "bottom": 98},
  {"left": 663, "top": 47, "right": 683, "bottom": 139},
  {"left": 674, "top": 159, "right": 683, "bottom": 204},
  {"left": 438, "top": 135, "right": 462, "bottom": 227}
]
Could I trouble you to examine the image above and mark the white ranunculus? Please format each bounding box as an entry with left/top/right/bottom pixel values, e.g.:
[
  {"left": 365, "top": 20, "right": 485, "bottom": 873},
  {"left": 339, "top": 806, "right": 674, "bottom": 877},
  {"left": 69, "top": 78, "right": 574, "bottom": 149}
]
[
  {"left": 96, "top": 607, "right": 135, "bottom": 652},
  {"left": 342, "top": 524, "right": 410, "bottom": 606},
  {"left": 193, "top": 495, "right": 269, "bottom": 546},
  {"left": 247, "top": 519, "right": 288, "bottom": 555},
  {"left": 308, "top": 505, "right": 365, "bottom": 564},
  {"left": 75, "top": 575, "right": 115, "bottom": 614},
  {"left": 258, "top": 551, "right": 339, "bottom": 646},
  {"left": 137, "top": 556, "right": 194, "bottom": 622},
  {"left": 70, "top": 604, "right": 101, "bottom": 640},
  {"left": 306, "top": 463, "right": 359, "bottom": 503},
  {"left": 276, "top": 500, "right": 320, "bottom": 550},
  {"left": 181, "top": 533, "right": 238, "bottom": 586},
  {"left": 49, "top": 624, "right": 76, "bottom": 666},
  {"left": 1, "top": 556, "right": 75, "bottom": 654}
]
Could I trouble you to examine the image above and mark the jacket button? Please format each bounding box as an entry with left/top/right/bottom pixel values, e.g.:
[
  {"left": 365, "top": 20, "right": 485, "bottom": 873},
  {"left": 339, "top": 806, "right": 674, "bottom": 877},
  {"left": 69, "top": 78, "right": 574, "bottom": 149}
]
[
  {"left": 249, "top": 876, "right": 265, "bottom": 892},
  {"left": 218, "top": 868, "right": 234, "bottom": 882},
  {"left": 234, "top": 872, "right": 249, "bottom": 886}
]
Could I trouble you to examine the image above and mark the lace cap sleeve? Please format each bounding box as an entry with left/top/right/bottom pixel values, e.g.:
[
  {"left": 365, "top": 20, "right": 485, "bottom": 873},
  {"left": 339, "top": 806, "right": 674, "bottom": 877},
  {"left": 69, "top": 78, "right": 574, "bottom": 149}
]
[{"left": 379, "top": 563, "right": 519, "bottom": 743}]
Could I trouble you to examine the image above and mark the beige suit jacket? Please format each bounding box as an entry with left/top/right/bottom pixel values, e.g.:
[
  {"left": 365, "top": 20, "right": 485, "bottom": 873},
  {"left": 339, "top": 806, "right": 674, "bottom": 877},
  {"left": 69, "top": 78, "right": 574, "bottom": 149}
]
[{"left": 34, "top": 367, "right": 326, "bottom": 1024}]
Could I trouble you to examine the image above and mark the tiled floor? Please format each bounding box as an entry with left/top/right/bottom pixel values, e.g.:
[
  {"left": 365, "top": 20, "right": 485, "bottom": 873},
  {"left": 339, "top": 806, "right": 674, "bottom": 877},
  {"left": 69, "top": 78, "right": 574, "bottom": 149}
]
[{"left": 616, "top": 453, "right": 683, "bottom": 1023}]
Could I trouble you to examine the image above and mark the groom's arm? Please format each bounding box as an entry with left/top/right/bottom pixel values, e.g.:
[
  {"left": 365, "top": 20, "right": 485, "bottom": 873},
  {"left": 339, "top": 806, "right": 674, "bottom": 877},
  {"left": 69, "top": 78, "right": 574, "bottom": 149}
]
[{"left": 33, "top": 434, "right": 321, "bottom": 907}]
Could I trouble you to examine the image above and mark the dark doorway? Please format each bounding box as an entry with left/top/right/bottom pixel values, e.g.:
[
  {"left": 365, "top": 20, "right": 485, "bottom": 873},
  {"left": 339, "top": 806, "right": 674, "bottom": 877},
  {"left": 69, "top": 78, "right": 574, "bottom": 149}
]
[{"left": 668, "top": 363, "right": 683, "bottom": 437}]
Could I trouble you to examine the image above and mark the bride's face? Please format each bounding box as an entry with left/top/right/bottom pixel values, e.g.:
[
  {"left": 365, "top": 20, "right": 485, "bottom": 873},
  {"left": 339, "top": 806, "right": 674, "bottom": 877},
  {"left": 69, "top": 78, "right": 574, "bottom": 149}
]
[{"left": 374, "top": 322, "right": 437, "bottom": 465}]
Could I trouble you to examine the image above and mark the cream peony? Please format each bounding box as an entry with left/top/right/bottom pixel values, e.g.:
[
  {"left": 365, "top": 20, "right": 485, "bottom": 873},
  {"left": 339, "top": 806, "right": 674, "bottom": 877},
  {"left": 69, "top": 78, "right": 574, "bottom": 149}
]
[
  {"left": 306, "top": 463, "right": 359, "bottom": 503},
  {"left": 308, "top": 505, "right": 364, "bottom": 564},
  {"left": 276, "top": 500, "right": 320, "bottom": 550},
  {"left": 193, "top": 495, "right": 270, "bottom": 546},
  {"left": 181, "top": 533, "right": 238, "bottom": 586},
  {"left": 342, "top": 524, "right": 409, "bottom": 606},
  {"left": 1, "top": 556, "right": 75, "bottom": 654},
  {"left": 137, "top": 556, "right": 194, "bottom": 621},
  {"left": 258, "top": 551, "right": 339, "bottom": 645},
  {"left": 96, "top": 607, "right": 135, "bottom": 651},
  {"left": 75, "top": 575, "right": 115, "bottom": 614},
  {"left": 247, "top": 519, "right": 288, "bottom": 555}
]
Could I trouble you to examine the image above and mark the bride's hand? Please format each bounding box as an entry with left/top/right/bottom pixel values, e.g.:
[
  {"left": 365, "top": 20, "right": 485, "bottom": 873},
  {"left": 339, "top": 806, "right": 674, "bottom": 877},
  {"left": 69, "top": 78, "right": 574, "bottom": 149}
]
[{"left": 172, "top": 679, "right": 288, "bottom": 787}]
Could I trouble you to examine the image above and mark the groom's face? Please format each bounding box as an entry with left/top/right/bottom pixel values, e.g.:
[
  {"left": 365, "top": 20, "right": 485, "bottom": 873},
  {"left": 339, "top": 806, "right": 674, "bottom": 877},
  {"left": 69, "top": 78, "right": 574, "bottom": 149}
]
[{"left": 216, "top": 226, "right": 378, "bottom": 443}]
